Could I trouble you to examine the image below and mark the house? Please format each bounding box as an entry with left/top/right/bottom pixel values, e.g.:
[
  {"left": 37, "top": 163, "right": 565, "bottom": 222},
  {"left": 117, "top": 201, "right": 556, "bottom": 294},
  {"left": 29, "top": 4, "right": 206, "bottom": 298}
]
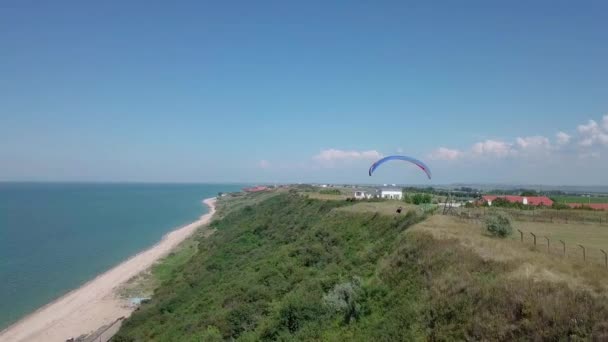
[
  {"left": 353, "top": 191, "right": 372, "bottom": 199},
  {"left": 381, "top": 188, "right": 403, "bottom": 200},
  {"left": 567, "top": 203, "right": 608, "bottom": 211},
  {"left": 480, "top": 195, "right": 553, "bottom": 207}
]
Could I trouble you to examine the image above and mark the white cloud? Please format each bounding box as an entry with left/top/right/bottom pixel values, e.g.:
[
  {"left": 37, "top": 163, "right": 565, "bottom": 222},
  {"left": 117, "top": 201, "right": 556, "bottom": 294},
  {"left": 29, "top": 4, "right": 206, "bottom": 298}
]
[
  {"left": 577, "top": 118, "right": 608, "bottom": 147},
  {"left": 396, "top": 147, "right": 403, "bottom": 153},
  {"left": 578, "top": 119, "right": 600, "bottom": 135},
  {"left": 257, "top": 160, "right": 270, "bottom": 169},
  {"left": 312, "top": 149, "right": 382, "bottom": 164},
  {"left": 471, "top": 140, "right": 515, "bottom": 158},
  {"left": 556, "top": 131, "right": 571, "bottom": 145},
  {"left": 429, "top": 147, "right": 464, "bottom": 161},
  {"left": 430, "top": 114, "right": 608, "bottom": 163},
  {"left": 515, "top": 136, "right": 551, "bottom": 150}
]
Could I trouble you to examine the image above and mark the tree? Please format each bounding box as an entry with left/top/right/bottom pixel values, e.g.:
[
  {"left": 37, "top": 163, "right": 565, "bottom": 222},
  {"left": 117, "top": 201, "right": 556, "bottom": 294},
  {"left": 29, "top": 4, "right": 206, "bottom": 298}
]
[{"left": 411, "top": 193, "right": 432, "bottom": 205}]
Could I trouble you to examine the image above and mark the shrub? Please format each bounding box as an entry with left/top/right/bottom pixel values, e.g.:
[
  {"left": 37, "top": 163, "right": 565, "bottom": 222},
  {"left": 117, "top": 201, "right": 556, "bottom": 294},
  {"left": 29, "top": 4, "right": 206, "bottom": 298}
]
[
  {"left": 411, "top": 193, "right": 432, "bottom": 205},
  {"left": 323, "top": 277, "right": 364, "bottom": 323},
  {"left": 198, "top": 326, "right": 223, "bottom": 342},
  {"left": 551, "top": 202, "right": 570, "bottom": 210},
  {"left": 485, "top": 213, "right": 513, "bottom": 238}
]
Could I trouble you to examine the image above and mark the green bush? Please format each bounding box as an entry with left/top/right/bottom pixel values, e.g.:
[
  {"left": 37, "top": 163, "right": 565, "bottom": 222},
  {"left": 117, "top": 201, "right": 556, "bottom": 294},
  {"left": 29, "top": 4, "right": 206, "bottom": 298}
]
[
  {"left": 319, "top": 189, "right": 341, "bottom": 195},
  {"left": 323, "top": 277, "right": 364, "bottom": 323},
  {"left": 551, "top": 202, "right": 570, "bottom": 210},
  {"left": 485, "top": 213, "right": 513, "bottom": 238},
  {"left": 411, "top": 193, "right": 432, "bottom": 205}
]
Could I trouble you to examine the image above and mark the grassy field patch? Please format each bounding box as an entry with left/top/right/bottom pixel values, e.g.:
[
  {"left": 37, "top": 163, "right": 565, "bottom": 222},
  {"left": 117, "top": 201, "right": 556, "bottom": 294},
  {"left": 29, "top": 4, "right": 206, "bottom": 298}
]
[
  {"left": 335, "top": 200, "right": 419, "bottom": 216},
  {"left": 553, "top": 195, "right": 608, "bottom": 204}
]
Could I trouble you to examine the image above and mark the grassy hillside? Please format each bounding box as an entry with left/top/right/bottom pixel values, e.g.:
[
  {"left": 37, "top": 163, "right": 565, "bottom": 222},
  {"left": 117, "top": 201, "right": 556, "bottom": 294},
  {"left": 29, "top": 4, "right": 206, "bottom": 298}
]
[{"left": 114, "top": 194, "right": 608, "bottom": 341}]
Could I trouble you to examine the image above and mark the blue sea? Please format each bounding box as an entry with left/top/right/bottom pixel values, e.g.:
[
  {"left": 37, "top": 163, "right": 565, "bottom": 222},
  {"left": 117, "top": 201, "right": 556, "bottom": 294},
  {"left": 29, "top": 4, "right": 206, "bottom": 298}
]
[{"left": 0, "top": 182, "right": 244, "bottom": 330}]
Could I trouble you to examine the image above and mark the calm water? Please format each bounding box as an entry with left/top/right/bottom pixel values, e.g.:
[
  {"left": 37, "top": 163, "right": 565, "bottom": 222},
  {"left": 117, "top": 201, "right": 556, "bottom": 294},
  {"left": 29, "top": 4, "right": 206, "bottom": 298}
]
[{"left": 0, "top": 182, "right": 244, "bottom": 329}]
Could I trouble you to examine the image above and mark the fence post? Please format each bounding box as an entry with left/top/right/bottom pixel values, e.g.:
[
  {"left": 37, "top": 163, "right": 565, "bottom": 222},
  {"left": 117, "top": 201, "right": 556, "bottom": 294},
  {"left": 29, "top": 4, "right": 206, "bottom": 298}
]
[
  {"left": 559, "top": 240, "right": 566, "bottom": 257},
  {"left": 530, "top": 233, "right": 537, "bottom": 248},
  {"left": 517, "top": 229, "right": 524, "bottom": 242},
  {"left": 578, "top": 244, "right": 586, "bottom": 262},
  {"left": 544, "top": 236, "right": 550, "bottom": 253},
  {"left": 601, "top": 249, "right": 608, "bottom": 269}
]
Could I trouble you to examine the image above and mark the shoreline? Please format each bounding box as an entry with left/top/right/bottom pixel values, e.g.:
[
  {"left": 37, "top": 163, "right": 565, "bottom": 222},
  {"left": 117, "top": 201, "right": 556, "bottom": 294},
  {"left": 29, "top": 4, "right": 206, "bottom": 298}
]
[{"left": 0, "top": 197, "right": 217, "bottom": 342}]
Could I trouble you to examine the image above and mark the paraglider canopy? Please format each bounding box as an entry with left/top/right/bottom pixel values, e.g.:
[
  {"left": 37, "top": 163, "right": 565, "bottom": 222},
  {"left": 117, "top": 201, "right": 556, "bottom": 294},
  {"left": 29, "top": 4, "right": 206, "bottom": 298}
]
[{"left": 368, "top": 155, "right": 432, "bottom": 179}]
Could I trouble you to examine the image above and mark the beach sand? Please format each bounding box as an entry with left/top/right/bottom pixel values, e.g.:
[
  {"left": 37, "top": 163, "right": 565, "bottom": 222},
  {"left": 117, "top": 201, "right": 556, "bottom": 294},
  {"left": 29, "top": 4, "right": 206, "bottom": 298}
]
[{"left": 0, "top": 197, "right": 216, "bottom": 342}]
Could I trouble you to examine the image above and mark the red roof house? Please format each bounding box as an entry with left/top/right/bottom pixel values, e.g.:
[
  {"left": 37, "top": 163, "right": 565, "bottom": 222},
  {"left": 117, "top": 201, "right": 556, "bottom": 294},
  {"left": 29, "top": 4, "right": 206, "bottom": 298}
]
[{"left": 480, "top": 195, "right": 553, "bottom": 207}]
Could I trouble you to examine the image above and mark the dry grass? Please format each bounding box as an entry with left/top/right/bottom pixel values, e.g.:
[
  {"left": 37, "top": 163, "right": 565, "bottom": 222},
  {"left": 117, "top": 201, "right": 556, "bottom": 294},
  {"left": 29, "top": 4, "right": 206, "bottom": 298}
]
[
  {"left": 409, "top": 215, "right": 608, "bottom": 294},
  {"left": 515, "top": 221, "right": 608, "bottom": 265},
  {"left": 306, "top": 193, "right": 348, "bottom": 200},
  {"left": 335, "top": 200, "right": 419, "bottom": 216},
  {"left": 457, "top": 207, "right": 608, "bottom": 225}
]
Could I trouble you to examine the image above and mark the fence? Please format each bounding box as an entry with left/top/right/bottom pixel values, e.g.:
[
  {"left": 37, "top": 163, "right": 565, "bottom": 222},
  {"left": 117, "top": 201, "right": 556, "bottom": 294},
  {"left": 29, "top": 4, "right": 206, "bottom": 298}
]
[
  {"left": 449, "top": 209, "right": 608, "bottom": 269},
  {"left": 80, "top": 317, "right": 125, "bottom": 342},
  {"left": 514, "top": 229, "right": 608, "bottom": 268},
  {"left": 453, "top": 207, "right": 608, "bottom": 226}
]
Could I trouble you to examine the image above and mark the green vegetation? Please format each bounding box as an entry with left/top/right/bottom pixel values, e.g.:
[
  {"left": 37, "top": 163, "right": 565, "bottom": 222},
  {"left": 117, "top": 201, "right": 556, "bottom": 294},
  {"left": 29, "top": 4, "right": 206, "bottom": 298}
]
[
  {"left": 318, "top": 188, "right": 341, "bottom": 195},
  {"left": 115, "top": 193, "right": 608, "bottom": 341},
  {"left": 485, "top": 212, "right": 513, "bottom": 238},
  {"left": 403, "top": 193, "right": 432, "bottom": 205},
  {"left": 335, "top": 200, "right": 417, "bottom": 216},
  {"left": 553, "top": 195, "right": 608, "bottom": 204},
  {"left": 485, "top": 197, "right": 543, "bottom": 210}
]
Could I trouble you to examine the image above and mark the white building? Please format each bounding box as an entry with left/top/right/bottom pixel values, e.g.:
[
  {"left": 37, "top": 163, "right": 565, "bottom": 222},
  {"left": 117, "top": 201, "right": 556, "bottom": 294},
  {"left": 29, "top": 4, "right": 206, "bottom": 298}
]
[
  {"left": 354, "top": 191, "right": 372, "bottom": 199},
  {"left": 381, "top": 188, "right": 402, "bottom": 200}
]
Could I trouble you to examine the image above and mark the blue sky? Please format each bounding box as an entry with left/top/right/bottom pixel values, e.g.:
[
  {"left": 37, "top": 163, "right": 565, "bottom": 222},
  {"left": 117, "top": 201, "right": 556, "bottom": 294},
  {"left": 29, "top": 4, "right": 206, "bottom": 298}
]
[{"left": 1, "top": 1, "right": 607, "bottom": 185}]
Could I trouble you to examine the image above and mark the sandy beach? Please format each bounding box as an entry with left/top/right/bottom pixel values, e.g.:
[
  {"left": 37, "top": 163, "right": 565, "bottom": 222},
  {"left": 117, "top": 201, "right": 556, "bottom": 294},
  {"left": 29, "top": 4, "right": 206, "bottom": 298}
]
[{"left": 0, "top": 197, "right": 217, "bottom": 342}]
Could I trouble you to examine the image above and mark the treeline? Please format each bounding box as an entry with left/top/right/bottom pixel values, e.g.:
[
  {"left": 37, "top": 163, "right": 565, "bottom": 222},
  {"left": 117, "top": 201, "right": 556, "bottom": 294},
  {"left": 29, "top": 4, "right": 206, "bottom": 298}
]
[{"left": 402, "top": 186, "right": 478, "bottom": 199}]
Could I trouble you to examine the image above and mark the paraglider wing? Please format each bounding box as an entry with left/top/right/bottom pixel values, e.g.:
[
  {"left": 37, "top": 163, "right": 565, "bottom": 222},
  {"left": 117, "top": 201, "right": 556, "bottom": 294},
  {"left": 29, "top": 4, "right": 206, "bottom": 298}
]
[{"left": 368, "top": 155, "right": 432, "bottom": 179}]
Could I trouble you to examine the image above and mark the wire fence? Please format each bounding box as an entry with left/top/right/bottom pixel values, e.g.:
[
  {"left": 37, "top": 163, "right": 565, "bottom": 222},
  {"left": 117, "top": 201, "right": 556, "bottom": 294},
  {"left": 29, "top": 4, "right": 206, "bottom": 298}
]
[
  {"left": 453, "top": 207, "right": 608, "bottom": 226},
  {"left": 449, "top": 209, "right": 608, "bottom": 269}
]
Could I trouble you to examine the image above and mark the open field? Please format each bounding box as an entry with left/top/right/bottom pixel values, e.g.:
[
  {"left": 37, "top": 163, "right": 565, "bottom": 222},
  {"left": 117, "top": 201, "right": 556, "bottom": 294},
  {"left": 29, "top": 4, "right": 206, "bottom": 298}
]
[
  {"left": 553, "top": 195, "right": 608, "bottom": 204},
  {"left": 411, "top": 215, "right": 608, "bottom": 291},
  {"left": 306, "top": 192, "right": 348, "bottom": 200},
  {"left": 214, "top": 189, "right": 285, "bottom": 220},
  {"left": 451, "top": 207, "right": 608, "bottom": 266},
  {"left": 456, "top": 206, "right": 608, "bottom": 225},
  {"left": 335, "top": 200, "right": 420, "bottom": 215},
  {"left": 514, "top": 221, "right": 608, "bottom": 265}
]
